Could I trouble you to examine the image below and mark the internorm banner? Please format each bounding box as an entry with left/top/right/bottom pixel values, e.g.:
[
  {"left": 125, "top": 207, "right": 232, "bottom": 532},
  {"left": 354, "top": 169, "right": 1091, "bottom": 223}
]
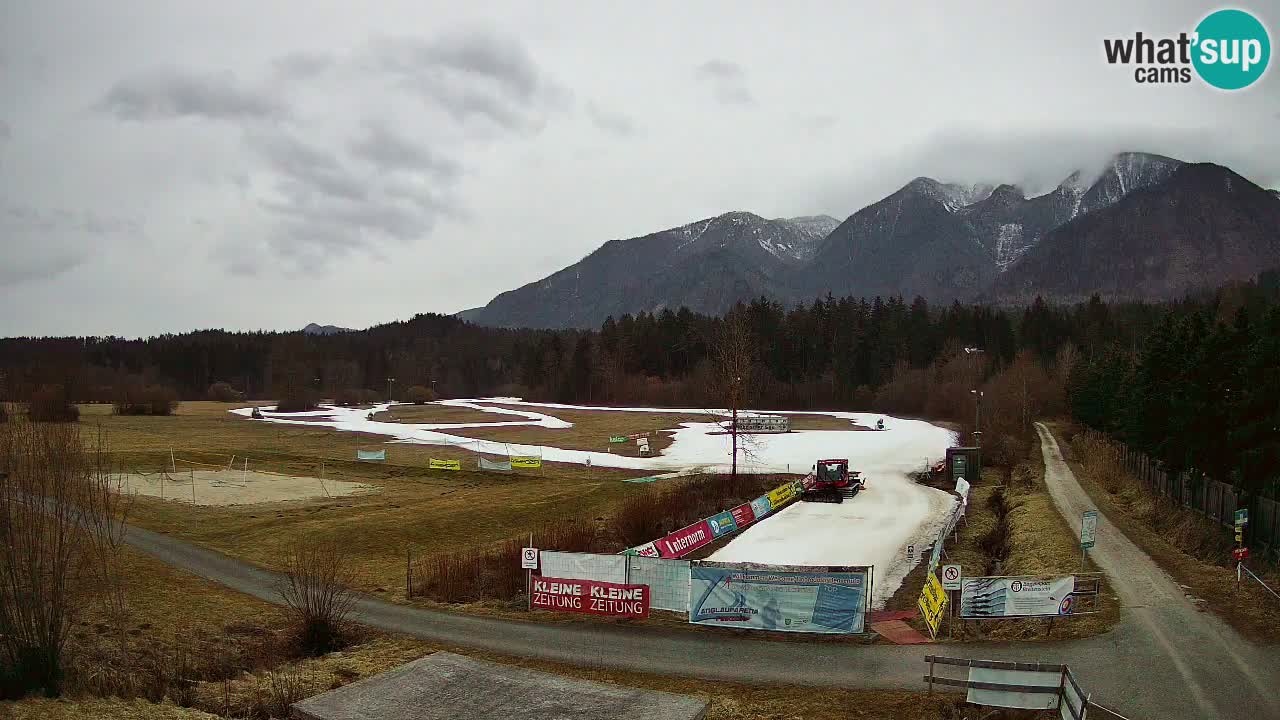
[
  {"left": 689, "top": 563, "right": 868, "bottom": 634},
  {"left": 655, "top": 520, "right": 714, "bottom": 558},
  {"left": 960, "top": 576, "right": 1077, "bottom": 618}
]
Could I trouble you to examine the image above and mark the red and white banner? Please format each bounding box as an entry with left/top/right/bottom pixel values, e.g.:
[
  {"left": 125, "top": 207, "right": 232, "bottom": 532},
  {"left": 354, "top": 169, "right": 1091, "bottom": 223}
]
[
  {"left": 656, "top": 519, "right": 714, "bottom": 558},
  {"left": 729, "top": 502, "right": 756, "bottom": 529},
  {"left": 631, "top": 541, "right": 660, "bottom": 557},
  {"left": 531, "top": 577, "right": 649, "bottom": 618}
]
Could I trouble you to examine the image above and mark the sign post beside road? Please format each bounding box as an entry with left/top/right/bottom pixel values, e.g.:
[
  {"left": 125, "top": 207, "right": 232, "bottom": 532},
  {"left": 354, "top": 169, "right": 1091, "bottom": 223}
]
[
  {"left": 941, "top": 564, "right": 962, "bottom": 638},
  {"left": 522, "top": 540, "right": 537, "bottom": 609},
  {"left": 1080, "top": 510, "right": 1098, "bottom": 571},
  {"left": 1234, "top": 509, "right": 1249, "bottom": 590}
]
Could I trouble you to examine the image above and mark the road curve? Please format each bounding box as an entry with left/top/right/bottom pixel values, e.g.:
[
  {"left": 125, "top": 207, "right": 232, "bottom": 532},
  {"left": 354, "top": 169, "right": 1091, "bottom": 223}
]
[
  {"left": 122, "top": 429, "right": 1280, "bottom": 718},
  {"left": 1034, "top": 423, "right": 1280, "bottom": 719}
]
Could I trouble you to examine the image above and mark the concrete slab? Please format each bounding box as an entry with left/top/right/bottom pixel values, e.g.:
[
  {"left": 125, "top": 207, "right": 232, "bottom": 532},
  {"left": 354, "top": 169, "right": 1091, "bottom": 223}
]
[{"left": 291, "top": 652, "right": 709, "bottom": 720}]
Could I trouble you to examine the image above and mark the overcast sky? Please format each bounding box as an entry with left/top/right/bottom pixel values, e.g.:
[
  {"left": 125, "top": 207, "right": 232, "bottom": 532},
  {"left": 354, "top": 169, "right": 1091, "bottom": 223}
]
[{"left": 2, "top": 1, "right": 1278, "bottom": 337}]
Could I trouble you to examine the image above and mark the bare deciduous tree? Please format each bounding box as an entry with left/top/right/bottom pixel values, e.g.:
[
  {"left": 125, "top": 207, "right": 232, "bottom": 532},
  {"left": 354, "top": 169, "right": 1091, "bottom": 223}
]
[
  {"left": 0, "top": 417, "right": 126, "bottom": 698},
  {"left": 277, "top": 539, "right": 356, "bottom": 656},
  {"left": 710, "top": 311, "right": 761, "bottom": 480}
]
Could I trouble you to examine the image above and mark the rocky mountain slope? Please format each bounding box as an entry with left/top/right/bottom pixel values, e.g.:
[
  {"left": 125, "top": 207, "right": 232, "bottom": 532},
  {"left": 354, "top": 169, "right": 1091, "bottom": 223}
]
[
  {"left": 461, "top": 153, "right": 1280, "bottom": 328},
  {"left": 990, "top": 164, "right": 1280, "bottom": 303}
]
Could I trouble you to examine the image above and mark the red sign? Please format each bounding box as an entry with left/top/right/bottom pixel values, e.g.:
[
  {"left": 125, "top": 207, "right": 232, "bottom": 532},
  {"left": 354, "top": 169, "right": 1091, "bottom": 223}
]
[
  {"left": 1233, "top": 547, "right": 1250, "bottom": 561},
  {"left": 729, "top": 503, "right": 756, "bottom": 529},
  {"left": 656, "top": 519, "right": 714, "bottom": 558},
  {"left": 531, "top": 577, "right": 649, "bottom": 618}
]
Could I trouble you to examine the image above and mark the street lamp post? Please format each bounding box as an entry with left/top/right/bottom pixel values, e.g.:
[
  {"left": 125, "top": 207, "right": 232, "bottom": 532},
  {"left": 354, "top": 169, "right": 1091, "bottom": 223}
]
[
  {"left": 970, "top": 389, "right": 984, "bottom": 446},
  {"left": 386, "top": 377, "right": 395, "bottom": 403}
]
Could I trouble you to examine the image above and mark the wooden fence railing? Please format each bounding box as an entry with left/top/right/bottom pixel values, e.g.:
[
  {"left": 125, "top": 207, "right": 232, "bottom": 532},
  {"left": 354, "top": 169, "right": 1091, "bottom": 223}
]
[{"left": 1081, "top": 429, "right": 1279, "bottom": 564}]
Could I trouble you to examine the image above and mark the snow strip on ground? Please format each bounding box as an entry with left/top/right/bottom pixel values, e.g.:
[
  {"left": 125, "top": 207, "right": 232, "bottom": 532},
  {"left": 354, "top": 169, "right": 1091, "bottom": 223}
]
[{"left": 232, "top": 399, "right": 958, "bottom": 603}]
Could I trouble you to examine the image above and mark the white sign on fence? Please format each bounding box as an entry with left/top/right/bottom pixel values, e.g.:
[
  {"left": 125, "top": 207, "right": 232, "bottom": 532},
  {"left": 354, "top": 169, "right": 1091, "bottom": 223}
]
[
  {"left": 960, "top": 576, "right": 1077, "bottom": 618},
  {"left": 942, "top": 564, "right": 962, "bottom": 591},
  {"left": 1080, "top": 510, "right": 1098, "bottom": 550},
  {"left": 520, "top": 547, "right": 539, "bottom": 570}
]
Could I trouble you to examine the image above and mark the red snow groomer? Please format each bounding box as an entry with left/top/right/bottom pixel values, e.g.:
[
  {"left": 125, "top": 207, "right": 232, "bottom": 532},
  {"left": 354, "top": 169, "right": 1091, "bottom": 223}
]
[{"left": 801, "top": 458, "right": 865, "bottom": 503}]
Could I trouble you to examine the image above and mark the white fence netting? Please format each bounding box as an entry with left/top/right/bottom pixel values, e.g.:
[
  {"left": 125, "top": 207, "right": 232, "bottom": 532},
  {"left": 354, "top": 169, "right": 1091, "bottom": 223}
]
[
  {"left": 627, "top": 556, "right": 691, "bottom": 612},
  {"left": 539, "top": 551, "right": 627, "bottom": 585}
]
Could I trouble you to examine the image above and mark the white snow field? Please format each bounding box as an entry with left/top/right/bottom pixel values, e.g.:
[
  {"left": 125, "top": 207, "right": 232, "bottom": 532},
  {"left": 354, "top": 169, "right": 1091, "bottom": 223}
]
[{"left": 232, "top": 399, "right": 957, "bottom": 602}]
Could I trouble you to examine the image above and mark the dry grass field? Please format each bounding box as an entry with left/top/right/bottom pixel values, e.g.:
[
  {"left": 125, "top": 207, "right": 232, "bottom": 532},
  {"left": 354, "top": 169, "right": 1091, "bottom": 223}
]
[
  {"left": 442, "top": 401, "right": 863, "bottom": 457},
  {"left": 79, "top": 402, "right": 654, "bottom": 594}
]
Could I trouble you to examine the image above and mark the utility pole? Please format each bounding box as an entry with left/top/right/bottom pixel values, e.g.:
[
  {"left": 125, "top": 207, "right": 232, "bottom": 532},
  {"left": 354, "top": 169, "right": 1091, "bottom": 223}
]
[
  {"left": 970, "top": 389, "right": 984, "bottom": 447},
  {"left": 386, "top": 376, "right": 395, "bottom": 403}
]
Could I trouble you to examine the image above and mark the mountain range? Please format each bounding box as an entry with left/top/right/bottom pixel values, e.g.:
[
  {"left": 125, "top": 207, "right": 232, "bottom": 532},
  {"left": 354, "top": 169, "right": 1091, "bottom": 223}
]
[{"left": 460, "top": 153, "right": 1280, "bottom": 329}]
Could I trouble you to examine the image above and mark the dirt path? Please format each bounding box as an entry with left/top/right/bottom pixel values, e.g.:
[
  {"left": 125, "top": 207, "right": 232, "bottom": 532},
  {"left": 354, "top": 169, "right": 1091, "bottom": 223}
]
[{"left": 1035, "top": 423, "right": 1280, "bottom": 719}]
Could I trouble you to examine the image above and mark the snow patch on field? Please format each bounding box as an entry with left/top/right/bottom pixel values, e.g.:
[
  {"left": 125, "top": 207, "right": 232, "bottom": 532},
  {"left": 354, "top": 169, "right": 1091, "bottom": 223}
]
[{"left": 232, "top": 399, "right": 958, "bottom": 600}]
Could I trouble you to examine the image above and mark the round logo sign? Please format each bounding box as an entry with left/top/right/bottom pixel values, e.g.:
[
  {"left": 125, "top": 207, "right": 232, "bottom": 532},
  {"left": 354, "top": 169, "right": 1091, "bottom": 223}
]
[
  {"left": 1193, "top": 9, "right": 1271, "bottom": 90},
  {"left": 522, "top": 549, "right": 536, "bottom": 561},
  {"left": 1059, "top": 596, "right": 1075, "bottom": 615},
  {"left": 1011, "top": 580, "right": 1024, "bottom": 593},
  {"left": 944, "top": 567, "right": 959, "bottom": 581}
]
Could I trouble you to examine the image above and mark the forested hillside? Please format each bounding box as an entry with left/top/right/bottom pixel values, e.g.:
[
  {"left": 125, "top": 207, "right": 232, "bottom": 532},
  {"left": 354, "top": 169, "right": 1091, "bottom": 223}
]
[{"left": 2, "top": 272, "right": 1278, "bottom": 480}]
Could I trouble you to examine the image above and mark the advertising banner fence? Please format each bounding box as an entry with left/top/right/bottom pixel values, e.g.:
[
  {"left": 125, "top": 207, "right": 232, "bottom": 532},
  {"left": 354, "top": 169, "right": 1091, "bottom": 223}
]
[
  {"left": 960, "top": 576, "right": 1076, "bottom": 618},
  {"left": 730, "top": 503, "right": 756, "bottom": 528},
  {"left": 750, "top": 495, "right": 772, "bottom": 520},
  {"left": 608, "top": 436, "right": 627, "bottom": 443},
  {"left": 656, "top": 520, "right": 713, "bottom": 558},
  {"left": 428, "top": 458, "right": 460, "bottom": 470},
  {"left": 707, "top": 511, "right": 737, "bottom": 537},
  {"left": 356, "top": 449, "right": 385, "bottom": 461},
  {"left": 531, "top": 577, "right": 649, "bottom": 618},
  {"left": 689, "top": 562, "right": 869, "bottom": 633},
  {"left": 766, "top": 482, "right": 798, "bottom": 509},
  {"left": 510, "top": 455, "right": 542, "bottom": 468}
]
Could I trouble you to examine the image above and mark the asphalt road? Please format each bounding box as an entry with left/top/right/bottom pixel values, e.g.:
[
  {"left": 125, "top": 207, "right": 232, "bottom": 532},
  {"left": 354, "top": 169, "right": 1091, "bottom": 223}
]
[{"left": 122, "top": 427, "right": 1280, "bottom": 719}]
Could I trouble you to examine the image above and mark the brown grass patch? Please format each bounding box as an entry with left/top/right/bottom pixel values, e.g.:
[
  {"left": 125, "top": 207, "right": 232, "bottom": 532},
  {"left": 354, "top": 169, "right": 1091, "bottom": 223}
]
[
  {"left": 888, "top": 439, "right": 1119, "bottom": 643},
  {"left": 371, "top": 404, "right": 508, "bottom": 425}
]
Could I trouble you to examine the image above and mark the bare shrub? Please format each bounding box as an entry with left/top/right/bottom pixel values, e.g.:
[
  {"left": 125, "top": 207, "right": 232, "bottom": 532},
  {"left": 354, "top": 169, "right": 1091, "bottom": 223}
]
[
  {"left": 275, "top": 388, "right": 319, "bottom": 414},
  {"left": 113, "top": 382, "right": 179, "bottom": 416},
  {"left": 207, "top": 382, "right": 243, "bottom": 402},
  {"left": 266, "top": 667, "right": 308, "bottom": 718},
  {"left": 277, "top": 540, "right": 356, "bottom": 656},
  {"left": 335, "top": 387, "right": 378, "bottom": 406},
  {"left": 404, "top": 385, "right": 436, "bottom": 404},
  {"left": 27, "top": 384, "right": 79, "bottom": 422},
  {"left": 0, "top": 417, "right": 126, "bottom": 698}
]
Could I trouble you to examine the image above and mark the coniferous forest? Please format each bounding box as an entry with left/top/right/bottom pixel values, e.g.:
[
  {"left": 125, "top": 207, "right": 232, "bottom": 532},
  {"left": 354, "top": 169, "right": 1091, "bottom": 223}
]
[{"left": 2, "top": 271, "right": 1277, "bottom": 490}]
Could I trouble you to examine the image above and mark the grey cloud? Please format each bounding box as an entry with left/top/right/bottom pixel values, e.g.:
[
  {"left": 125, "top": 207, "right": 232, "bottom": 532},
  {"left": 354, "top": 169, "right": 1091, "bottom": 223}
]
[
  {"left": 369, "top": 29, "right": 569, "bottom": 132},
  {"left": 1, "top": 204, "right": 140, "bottom": 287},
  {"left": 696, "top": 59, "right": 754, "bottom": 105},
  {"left": 585, "top": 102, "right": 638, "bottom": 137},
  {"left": 272, "top": 52, "right": 334, "bottom": 81},
  {"left": 99, "top": 68, "right": 284, "bottom": 121},
  {"left": 242, "top": 128, "right": 462, "bottom": 268},
  {"left": 349, "top": 123, "right": 461, "bottom": 178},
  {"left": 810, "top": 125, "right": 1280, "bottom": 217}
]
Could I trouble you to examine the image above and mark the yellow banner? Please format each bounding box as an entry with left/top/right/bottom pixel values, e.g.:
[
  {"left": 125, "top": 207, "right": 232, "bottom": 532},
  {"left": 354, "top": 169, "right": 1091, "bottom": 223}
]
[
  {"left": 428, "top": 458, "right": 461, "bottom": 471},
  {"left": 917, "top": 571, "right": 948, "bottom": 638},
  {"left": 511, "top": 456, "right": 542, "bottom": 468},
  {"left": 767, "top": 482, "right": 798, "bottom": 509}
]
